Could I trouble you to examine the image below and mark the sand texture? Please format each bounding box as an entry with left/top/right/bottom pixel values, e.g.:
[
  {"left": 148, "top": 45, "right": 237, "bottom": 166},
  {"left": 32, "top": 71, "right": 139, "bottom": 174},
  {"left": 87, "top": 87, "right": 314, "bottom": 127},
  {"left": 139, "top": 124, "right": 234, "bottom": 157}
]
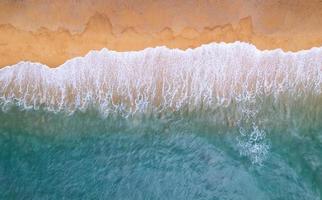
[{"left": 1, "top": 0, "right": 322, "bottom": 67}]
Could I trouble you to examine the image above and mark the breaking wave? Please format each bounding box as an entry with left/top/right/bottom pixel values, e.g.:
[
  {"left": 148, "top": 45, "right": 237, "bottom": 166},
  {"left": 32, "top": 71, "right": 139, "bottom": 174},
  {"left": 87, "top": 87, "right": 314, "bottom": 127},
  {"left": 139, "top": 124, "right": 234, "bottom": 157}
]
[{"left": 0, "top": 42, "right": 321, "bottom": 116}]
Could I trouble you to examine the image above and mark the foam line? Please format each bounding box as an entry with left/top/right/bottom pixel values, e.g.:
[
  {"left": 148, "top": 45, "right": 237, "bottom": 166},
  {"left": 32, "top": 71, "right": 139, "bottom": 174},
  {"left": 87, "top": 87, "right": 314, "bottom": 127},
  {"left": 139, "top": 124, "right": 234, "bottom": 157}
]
[{"left": 0, "top": 42, "right": 321, "bottom": 115}]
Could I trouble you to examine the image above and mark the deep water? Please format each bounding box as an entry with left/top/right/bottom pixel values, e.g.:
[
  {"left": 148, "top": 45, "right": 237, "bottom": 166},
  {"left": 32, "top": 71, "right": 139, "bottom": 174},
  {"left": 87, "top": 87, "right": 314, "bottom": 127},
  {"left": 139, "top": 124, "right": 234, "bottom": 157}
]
[{"left": 0, "top": 106, "right": 321, "bottom": 200}]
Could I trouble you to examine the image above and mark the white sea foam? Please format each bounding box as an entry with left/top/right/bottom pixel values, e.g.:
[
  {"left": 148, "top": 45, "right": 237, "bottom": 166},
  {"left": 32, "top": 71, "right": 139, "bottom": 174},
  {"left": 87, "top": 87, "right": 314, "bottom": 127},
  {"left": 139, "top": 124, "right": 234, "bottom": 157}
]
[
  {"left": 0, "top": 42, "right": 321, "bottom": 116},
  {"left": 1, "top": 41, "right": 321, "bottom": 165}
]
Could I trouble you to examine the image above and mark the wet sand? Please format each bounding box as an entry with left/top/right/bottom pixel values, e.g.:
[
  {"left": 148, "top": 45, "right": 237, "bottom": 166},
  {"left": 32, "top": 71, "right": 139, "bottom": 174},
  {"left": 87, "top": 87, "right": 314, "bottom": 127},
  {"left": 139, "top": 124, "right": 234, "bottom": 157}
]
[{"left": 1, "top": 0, "right": 322, "bottom": 67}]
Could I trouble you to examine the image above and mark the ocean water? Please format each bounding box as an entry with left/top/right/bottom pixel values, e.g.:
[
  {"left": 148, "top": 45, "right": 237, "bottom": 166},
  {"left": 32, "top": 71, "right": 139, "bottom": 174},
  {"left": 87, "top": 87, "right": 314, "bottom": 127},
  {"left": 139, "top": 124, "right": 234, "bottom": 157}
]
[{"left": 0, "top": 42, "right": 321, "bottom": 199}]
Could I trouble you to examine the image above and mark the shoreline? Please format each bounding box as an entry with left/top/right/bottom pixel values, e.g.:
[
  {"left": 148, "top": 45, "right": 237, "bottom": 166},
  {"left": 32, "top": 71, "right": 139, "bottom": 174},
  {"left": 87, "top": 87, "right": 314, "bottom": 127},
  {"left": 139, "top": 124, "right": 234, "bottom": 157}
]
[
  {"left": 1, "top": 0, "right": 322, "bottom": 68},
  {"left": 1, "top": 41, "right": 322, "bottom": 70}
]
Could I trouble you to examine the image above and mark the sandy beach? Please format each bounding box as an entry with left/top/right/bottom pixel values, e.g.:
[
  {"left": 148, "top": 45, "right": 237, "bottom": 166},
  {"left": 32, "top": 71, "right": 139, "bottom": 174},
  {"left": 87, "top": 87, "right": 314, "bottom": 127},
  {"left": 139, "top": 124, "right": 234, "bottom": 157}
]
[
  {"left": 1, "top": 1, "right": 322, "bottom": 199},
  {"left": 1, "top": 0, "right": 322, "bottom": 67}
]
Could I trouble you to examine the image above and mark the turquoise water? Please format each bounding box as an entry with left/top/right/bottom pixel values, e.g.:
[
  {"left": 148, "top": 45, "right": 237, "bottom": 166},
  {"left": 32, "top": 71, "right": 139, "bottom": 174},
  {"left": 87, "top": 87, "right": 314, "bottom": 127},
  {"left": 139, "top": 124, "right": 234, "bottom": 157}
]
[
  {"left": 0, "top": 43, "right": 321, "bottom": 199},
  {"left": 1, "top": 97, "right": 321, "bottom": 199}
]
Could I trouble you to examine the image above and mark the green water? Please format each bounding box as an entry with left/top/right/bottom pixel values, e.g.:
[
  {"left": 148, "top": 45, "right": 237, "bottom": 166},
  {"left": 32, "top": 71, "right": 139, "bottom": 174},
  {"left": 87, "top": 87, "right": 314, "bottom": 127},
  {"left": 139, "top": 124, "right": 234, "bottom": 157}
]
[{"left": 0, "top": 105, "right": 321, "bottom": 200}]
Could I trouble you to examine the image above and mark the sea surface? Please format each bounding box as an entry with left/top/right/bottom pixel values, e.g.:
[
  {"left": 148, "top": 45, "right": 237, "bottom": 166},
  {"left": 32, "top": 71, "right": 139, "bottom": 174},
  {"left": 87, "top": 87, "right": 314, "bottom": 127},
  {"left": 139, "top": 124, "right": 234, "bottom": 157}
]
[{"left": 0, "top": 42, "right": 321, "bottom": 199}]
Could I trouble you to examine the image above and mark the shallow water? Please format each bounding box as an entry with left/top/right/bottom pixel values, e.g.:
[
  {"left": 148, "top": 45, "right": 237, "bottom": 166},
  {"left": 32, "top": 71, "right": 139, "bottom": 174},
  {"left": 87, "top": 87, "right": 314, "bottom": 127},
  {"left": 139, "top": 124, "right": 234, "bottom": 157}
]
[
  {"left": 0, "top": 107, "right": 321, "bottom": 199},
  {"left": 0, "top": 42, "right": 321, "bottom": 199}
]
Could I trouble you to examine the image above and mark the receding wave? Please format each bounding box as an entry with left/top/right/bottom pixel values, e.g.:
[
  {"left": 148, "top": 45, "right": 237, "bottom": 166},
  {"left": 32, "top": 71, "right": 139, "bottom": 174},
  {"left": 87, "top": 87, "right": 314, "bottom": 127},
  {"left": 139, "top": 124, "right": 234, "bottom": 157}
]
[{"left": 0, "top": 42, "right": 321, "bottom": 117}]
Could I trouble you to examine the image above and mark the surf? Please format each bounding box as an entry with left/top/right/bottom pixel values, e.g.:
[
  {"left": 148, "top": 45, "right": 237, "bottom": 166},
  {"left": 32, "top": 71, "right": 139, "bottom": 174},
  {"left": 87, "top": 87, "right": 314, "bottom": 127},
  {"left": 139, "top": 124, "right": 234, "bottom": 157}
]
[{"left": 0, "top": 42, "right": 321, "bottom": 116}]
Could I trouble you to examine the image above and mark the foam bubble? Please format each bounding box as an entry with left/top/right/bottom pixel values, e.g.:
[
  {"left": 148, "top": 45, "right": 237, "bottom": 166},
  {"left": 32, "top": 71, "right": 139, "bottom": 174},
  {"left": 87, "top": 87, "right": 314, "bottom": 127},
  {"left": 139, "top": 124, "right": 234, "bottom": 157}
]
[{"left": 0, "top": 42, "right": 321, "bottom": 116}]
